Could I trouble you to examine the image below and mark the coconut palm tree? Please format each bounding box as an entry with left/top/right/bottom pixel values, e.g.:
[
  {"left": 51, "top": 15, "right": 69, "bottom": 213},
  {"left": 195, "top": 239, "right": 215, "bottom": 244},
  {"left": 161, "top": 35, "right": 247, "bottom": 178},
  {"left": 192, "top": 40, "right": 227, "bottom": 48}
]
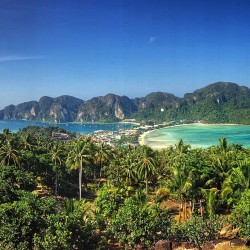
[
  {"left": 201, "top": 188, "right": 218, "bottom": 215},
  {"left": 169, "top": 161, "right": 195, "bottom": 220},
  {"left": 205, "top": 138, "right": 234, "bottom": 191},
  {"left": 211, "top": 154, "right": 232, "bottom": 187},
  {"left": 20, "top": 133, "right": 34, "bottom": 150},
  {"left": 66, "top": 139, "right": 92, "bottom": 200},
  {"left": 121, "top": 156, "right": 138, "bottom": 187},
  {"left": 174, "top": 139, "right": 191, "bottom": 155},
  {"left": 0, "top": 128, "right": 11, "bottom": 144},
  {"left": 136, "top": 146, "right": 156, "bottom": 195},
  {"left": 94, "top": 142, "right": 112, "bottom": 181},
  {"left": 50, "top": 142, "right": 64, "bottom": 195},
  {"left": 218, "top": 137, "right": 230, "bottom": 154},
  {"left": 221, "top": 158, "right": 250, "bottom": 207},
  {"left": 0, "top": 140, "right": 19, "bottom": 166}
]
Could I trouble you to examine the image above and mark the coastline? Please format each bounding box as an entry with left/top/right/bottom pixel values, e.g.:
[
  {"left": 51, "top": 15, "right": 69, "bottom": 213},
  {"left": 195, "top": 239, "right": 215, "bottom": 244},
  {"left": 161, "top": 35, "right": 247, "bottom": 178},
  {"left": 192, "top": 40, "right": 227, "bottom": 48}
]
[
  {"left": 0, "top": 120, "right": 136, "bottom": 134},
  {"left": 138, "top": 129, "right": 156, "bottom": 146},
  {"left": 119, "top": 121, "right": 141, "bottom": 126},
  {"left": 138, "top": 123, "right": 202, "bottom": 147},
  {"left": 138, "top": 122, "right": 248, "bottom": 149}
]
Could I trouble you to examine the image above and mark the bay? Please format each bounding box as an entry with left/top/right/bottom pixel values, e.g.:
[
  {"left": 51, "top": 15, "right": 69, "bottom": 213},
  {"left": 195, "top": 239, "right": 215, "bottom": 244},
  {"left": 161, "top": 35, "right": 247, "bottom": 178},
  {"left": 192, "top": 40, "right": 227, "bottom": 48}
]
[
  {"left": 0, "top": 120, "right": 134, "bottom": 134},
  {"left": 143, "top": 124, "right": 250, "bottom": 149}
]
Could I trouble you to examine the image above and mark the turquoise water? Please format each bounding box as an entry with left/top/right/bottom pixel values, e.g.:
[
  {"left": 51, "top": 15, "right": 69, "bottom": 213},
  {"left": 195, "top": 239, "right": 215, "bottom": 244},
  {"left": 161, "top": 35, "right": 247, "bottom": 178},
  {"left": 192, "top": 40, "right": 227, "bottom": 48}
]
[
  {"left": 0, "top": 120, "right": 134, "bottom": 134},
  {"left": 144, "top": 124, "right": 250, "bottom": 149}
]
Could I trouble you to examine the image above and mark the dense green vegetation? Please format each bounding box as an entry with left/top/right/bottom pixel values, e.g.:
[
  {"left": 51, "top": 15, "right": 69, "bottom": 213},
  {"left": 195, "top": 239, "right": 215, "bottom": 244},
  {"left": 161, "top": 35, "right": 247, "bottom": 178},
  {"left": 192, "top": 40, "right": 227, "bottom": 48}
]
[
  {"left": 0, "top": 127, "right": 249, "bottom": 249},
  {"left": 1, "top": 82, "right": 250, "bottom": 124},
  {"left": 133, "top": 82, "right": 250, "bottom": 124}
]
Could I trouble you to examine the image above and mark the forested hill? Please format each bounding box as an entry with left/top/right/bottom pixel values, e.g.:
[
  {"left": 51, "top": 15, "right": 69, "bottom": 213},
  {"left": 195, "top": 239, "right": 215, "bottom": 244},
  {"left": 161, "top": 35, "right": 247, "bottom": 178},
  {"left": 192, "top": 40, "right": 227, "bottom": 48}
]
[{"left": 0, "top": 81, "right": 250, "bottom": 124}]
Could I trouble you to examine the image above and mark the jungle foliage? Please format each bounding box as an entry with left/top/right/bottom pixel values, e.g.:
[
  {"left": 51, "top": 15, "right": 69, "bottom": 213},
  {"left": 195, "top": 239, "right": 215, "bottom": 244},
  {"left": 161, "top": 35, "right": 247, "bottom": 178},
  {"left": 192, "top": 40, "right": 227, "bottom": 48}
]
[
  {"left": 0, "top": 126, "right": 249, "bottom": 249},
  {"left": 1, "top": 82, "right": 250, "bottom": 123}
]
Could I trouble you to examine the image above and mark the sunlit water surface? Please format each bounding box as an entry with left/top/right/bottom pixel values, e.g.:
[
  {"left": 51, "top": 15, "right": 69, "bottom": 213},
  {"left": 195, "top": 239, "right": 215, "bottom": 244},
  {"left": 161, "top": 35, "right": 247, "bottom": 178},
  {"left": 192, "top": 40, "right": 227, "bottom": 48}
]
[{"left": 144, "top": 124, "right": 250, "bottom": 149}]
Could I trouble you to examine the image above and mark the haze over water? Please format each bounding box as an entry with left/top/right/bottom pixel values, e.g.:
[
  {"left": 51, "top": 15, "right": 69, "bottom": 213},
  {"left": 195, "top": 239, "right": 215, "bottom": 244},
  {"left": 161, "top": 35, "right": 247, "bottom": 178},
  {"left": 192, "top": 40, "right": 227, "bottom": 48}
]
[
  {"left": 143, "top": 124, "right": 250, "bottom": 149},
  {"left": 0, "top": 120, "right": 134, "bottom": 134}
]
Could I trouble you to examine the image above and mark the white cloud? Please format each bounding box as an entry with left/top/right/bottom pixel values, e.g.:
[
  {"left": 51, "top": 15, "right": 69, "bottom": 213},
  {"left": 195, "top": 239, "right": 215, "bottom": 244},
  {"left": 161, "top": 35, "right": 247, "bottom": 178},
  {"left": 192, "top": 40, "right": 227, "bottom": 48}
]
[
  {"left": 148, "top": 36, "right": 157, "bottom": 45},
  {"left": 0, "top": 55, "right": 44, "bottom": 62}
]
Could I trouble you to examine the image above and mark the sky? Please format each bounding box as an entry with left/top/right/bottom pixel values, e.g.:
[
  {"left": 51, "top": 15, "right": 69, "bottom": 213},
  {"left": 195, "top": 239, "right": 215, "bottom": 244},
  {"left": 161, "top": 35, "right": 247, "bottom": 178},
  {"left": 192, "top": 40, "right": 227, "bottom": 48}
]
[{"left": 1, "top": 0, "right": 250, "bottom": 109}]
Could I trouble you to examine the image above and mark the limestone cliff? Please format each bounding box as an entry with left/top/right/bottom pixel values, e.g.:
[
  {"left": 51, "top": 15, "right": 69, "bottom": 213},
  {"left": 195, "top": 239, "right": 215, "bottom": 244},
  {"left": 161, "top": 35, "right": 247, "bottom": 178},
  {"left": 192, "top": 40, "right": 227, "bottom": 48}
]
[{"left": 1, "top": 82, "right": 250, "bottom": 124}]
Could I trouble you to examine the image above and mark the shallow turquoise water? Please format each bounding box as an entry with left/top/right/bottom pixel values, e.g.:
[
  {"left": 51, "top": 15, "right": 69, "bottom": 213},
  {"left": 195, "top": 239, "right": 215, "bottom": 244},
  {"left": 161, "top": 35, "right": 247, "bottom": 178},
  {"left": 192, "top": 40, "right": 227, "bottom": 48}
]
[
  {"left": 144, "top": 124, "right": 250, "bottom": 149},
  {"left": 0, "top": 120, "right": 134, "bottom": 134}
]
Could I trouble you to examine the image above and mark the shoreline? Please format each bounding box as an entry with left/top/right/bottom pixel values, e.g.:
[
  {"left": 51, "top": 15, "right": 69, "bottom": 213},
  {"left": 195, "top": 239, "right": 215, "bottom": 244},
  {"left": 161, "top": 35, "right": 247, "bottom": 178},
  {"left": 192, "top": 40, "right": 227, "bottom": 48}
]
[
  {"left": 119, "top": 121, "right": 141, "bottom": 126},
  {"left": 138, "top": 130, "right": 156, "bottom": 146},
  {"left": 138, "top": 123, "right": 202, "bottom": 146},
  {"left": 0, "top": 119, "right": 137, "bottom": 134},
  {"left": 138, "top": 122, "right": 248, "bottom": 149}
]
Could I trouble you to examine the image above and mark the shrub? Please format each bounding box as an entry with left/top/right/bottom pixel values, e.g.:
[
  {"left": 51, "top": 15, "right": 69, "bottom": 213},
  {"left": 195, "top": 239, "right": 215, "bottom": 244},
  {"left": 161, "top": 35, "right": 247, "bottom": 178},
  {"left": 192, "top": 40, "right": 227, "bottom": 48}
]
[
  {"left": 0, "top": 192, "right": 56, "bottom": 250},
  {"left": 231, "top": 190, "right": 250, "bottom": 240},
  {"left": 94, "top": 185, "right": 126, "bottom": 228},
  {"left": 33, "top": 210, "right": 98, "bottom": 250},
  {"left": 109, "top": 197, "right": 172, "bottom": 249},
  {"left": 0, "top": 192, "right": 99, "bottom": 250},
  {"left": 169, "top": 214, "right": 225, "bottom": 249}
]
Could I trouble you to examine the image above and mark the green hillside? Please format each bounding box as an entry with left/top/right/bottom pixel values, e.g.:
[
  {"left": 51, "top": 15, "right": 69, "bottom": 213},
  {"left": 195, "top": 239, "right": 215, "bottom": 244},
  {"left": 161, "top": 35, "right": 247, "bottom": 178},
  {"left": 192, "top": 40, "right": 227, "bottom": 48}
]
[{"left": 1, "top": 82, "right": 250, "bottom": 124}]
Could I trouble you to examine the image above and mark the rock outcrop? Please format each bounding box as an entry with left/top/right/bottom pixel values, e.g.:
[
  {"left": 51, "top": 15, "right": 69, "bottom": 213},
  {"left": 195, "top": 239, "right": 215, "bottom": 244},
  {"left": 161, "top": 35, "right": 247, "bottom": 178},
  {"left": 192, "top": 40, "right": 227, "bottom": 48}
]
[{"left": 1, "top": 82, "right": 250, "bottom": 124}]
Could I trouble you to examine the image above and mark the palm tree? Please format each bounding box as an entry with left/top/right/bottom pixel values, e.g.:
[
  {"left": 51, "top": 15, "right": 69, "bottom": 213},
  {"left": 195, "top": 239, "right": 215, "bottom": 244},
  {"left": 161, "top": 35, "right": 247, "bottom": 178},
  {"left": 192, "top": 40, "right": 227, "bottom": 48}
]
[
  {"left": 0, "top": 140, "right": 19, "bottom": 166},
  {"left": 238, "top": 159, "right": 250, "bottom": 190},
  {"left": 201, "top": 138, "right": 235, "bottom": 211},
  {"left": 169, "top": 162, "right": 194, "bottom": 221},
  {"left": 121, "top": 157, "right": 138, "bottom": 186},
  {"left": 66, "top": 139, "right": 92, "bottom": 200},
  {"left": 218, "top": 137, "right": 230, "bottom": 154},
  {"left": 0, "top": 128, "right": 11, "bottom": 144},
  {"left": 201, "top": 188, "right": 218, "bottom": 215},
  {"left": 136, "top": 146, "right": 156, "bottom": 195},
  {"left": 221, "top": 159, "right": 250, "bottom": 207},
  {"left": 94, "top": 142, "right": 112, "bottom": 181},
  {"left": 210, "top": 154, "right": 232, "bottom": 188},
  {"left": 205, "top": 138, "right": 234, "bottom": 191},
  {"left": 174, "top": 139, "right": 191, "bottom": 155},
  {"left": 50, "top": 142, "right": 64, "bottom": 195}
]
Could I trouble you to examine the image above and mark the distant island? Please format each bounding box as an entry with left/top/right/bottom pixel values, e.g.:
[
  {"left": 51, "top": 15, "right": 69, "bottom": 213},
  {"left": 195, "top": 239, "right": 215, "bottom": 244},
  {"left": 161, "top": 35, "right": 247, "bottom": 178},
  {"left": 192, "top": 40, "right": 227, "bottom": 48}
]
[{"left": 1, "top": 81, "right": 250, "bottom": 124}]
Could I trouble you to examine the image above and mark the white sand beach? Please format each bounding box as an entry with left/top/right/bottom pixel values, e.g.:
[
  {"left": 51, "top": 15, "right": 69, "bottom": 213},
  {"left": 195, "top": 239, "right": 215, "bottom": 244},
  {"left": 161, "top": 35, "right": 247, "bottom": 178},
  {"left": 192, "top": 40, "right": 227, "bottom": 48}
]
[
  {"left": 138, "top": 129, "right": 156, "bottom": 146},
  {"left": 138, "top": 123, "right": 250, "bottom": 149},
  {"left": 138, "top": 123, "right": 200, "bottom": 147}
]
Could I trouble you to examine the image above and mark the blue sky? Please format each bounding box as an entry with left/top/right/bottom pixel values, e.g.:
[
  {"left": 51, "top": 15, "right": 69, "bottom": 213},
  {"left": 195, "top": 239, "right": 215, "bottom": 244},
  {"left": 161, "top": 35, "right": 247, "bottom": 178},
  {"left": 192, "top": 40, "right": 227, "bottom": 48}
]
[{"left": 1, "top": 0, "right": 250, "bottom": 108}]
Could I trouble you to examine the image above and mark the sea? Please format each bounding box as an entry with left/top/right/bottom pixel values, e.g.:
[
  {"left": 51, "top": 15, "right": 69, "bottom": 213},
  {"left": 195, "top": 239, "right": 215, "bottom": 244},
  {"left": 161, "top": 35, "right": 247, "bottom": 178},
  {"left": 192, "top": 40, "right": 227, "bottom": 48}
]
[
  {"left": 143, "top": 124, "right": 250, "bottom": 149},
  {"left": 0, "top": 120, "right": 134, "bottom": 134}
]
